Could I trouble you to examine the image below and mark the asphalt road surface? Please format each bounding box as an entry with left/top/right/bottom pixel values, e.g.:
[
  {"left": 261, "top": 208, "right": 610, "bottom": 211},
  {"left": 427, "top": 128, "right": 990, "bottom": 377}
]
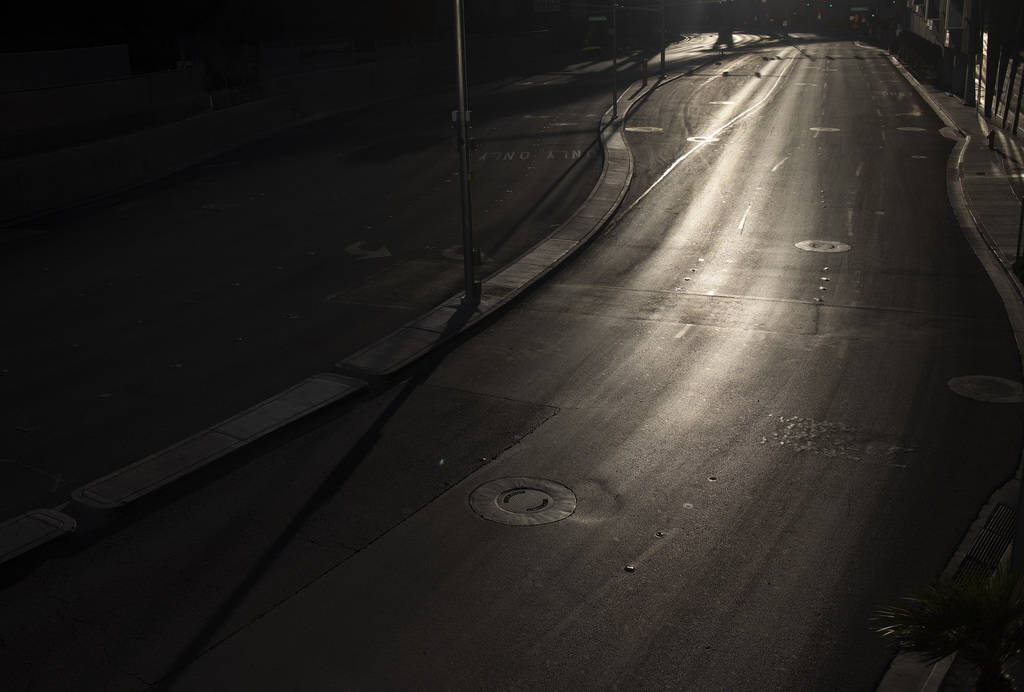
[
  {"left": 3, "top": 36, "right": 1021, "bottom": 692},
  {"left": 0, "top": 33, "right": 760, "bottom": 521}
]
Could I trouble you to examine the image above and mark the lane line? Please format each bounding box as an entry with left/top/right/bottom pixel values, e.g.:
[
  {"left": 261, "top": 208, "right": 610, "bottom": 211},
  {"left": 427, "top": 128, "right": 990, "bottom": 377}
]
[
  {"left": 673, "top": 325, "right": 692, "bottom": 339},
  {"left": 771, "top": 155, "right": 790, "bottom": 172},
  {"left": 855, "top": 162, "right": 864, "bottom": 177},
  {"left": 738, "top": 204, "right": 752, "bottom": 233},
  {"left": 628, "top": 52, "right": 797, "bottom": 208}
]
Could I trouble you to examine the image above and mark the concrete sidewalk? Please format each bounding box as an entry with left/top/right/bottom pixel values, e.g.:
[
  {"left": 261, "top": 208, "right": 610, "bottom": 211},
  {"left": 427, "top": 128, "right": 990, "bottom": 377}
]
[{"left": 875, "top": 55, "right": 1024, "bottom": 692}]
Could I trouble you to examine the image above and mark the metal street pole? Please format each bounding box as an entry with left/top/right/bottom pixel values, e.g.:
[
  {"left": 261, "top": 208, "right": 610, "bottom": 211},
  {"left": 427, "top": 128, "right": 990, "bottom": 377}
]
[
  {"left": 660, "top": 0, "right": 666, "bottom": 79},
  {"left": 453, "top": 0, "right": 478, "bottom": 306},
  {"left": 612, "top": 1, "right": 618, "bottom": 119}
]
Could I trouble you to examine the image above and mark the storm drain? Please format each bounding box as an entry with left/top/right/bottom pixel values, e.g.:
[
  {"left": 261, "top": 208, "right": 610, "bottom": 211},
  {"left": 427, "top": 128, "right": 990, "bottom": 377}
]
[
  {"left": 948, "top": 376, "right": 1024, "bottom": 403},
  {"left": 795, "top": 240, "right": 851, "bottom": 253},
  {"left": 954, "top": 503, "right": 1016, "bottom": 583},
  {"left": 469, "top": 477, "right": 576, "bottom": 526}
]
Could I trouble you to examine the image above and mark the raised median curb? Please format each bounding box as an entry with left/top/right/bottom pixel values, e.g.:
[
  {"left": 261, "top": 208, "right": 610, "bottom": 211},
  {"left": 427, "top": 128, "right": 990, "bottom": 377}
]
[
  {"left": 69, "top": 373, "right": 365, "bottom": 511},
  {"left": 335, "top": 96, "right": 636, "bottom": 376},
  {"left": 0, "top": 509, "right": 77, "bottom": 565}
]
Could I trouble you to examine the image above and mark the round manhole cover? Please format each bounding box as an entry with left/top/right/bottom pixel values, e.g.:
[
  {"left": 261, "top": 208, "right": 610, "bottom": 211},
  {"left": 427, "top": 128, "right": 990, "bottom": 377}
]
[
  {"left": 795, "top": 240, "right": 851, "bottom": 253},
  {"left": 469, "top": 477, "right": 576, "bottom": 526},
  {"left": 948, "top": 376, "right": 1024, "bottom": 403}
]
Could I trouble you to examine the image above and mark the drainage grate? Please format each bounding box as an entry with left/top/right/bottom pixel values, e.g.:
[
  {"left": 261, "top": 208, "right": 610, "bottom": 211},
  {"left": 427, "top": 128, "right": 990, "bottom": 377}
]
[
  {"left": 795, "top": 240, "right": 851, "bottom": 253},
  {"left": 953, "top": 503, "right": 1016, "bottom": 583},
  {"left": 987, "top": 503, "right": 1016, "bottom": 537},
  {"left": 469, "top": 477, "right": 576, "bottom": 526}
]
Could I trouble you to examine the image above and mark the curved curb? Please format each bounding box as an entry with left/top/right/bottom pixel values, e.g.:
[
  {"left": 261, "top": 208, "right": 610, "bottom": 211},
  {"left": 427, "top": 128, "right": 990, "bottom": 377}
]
[
  {"left": 877, "top": 52, "right": 1024, "bottom": 692},
  {"left": 333, "top": 35, "right": 769, "bottom": 378},
  {"left": 333, "top": 82, "right": 650, "bottom": 377}
]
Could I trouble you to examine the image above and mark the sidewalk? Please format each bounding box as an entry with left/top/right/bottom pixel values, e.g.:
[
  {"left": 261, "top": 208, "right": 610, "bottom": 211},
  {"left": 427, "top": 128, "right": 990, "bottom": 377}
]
[{"left": 876, "top": 55, "right": 1024, "bottom": 692}]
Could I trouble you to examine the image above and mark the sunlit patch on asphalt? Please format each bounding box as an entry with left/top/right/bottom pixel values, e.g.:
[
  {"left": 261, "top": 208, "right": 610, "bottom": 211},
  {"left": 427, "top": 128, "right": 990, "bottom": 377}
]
[
  {"left": 795, "top": 240, "right": 851, "bottom": 253},
  {"left": 625, "top": 126, "right": 664, "bottom": 133},
  {"left": 948, "top": 376, "right": 1024, "bottom": 403}
]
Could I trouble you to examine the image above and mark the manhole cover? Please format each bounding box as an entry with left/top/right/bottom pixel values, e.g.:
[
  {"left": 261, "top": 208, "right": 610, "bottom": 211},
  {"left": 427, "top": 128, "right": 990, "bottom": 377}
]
[
  {"left": 795, "top": 240, "right": 851, "bottom": 253},
  {"left": 469, "top": 477, "right": 576, "bottom": 526},
  {"left": 948, "top": 376, "right": 1024, "bottom": 403}
]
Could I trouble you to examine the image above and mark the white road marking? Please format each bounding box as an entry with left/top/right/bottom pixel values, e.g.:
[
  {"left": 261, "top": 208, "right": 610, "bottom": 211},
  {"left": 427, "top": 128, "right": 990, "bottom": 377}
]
[
  {"left": 738, "top": 204, "right": 752, "bottom": 232},
  {"left": 627, "top": 50, "right": 796, "bottom": 208},
  {"left": 709, "top": 100, "right": 736, "bottom": 105},
  {"left": 674, "top": 325, "right": 692, "bottom": 339},
  {"left": 625, "top": 126, "right": 664, "bottom": 133},
  {"left": 771, "top": 156, "right": 790, "bottom": 172},
  {"left": 855, "top": 162, "right": 864, "bottom": 177}
]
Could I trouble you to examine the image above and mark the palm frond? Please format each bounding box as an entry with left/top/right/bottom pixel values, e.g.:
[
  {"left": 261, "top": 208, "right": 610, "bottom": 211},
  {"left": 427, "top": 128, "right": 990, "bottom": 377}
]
[{"left": 871, "top": 569, "right": 1024, "bottom": 669}]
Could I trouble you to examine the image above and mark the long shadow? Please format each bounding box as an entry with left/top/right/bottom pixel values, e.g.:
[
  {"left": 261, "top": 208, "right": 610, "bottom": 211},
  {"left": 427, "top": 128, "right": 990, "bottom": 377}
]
[{"left": 153, "top": 303, "right": 474, "bottom": 688}]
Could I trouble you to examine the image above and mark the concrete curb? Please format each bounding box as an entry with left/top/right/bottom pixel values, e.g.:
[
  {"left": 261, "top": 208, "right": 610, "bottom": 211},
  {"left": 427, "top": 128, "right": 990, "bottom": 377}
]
[
  {"left": 70, "top": 373, "right": 365, "bottom": 511},
  {"left": 875, "top": 51, "right": 1024, "bottom": 692},
  {"left": 334, "top": 88, "right": 642, "bottom": 376}
]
